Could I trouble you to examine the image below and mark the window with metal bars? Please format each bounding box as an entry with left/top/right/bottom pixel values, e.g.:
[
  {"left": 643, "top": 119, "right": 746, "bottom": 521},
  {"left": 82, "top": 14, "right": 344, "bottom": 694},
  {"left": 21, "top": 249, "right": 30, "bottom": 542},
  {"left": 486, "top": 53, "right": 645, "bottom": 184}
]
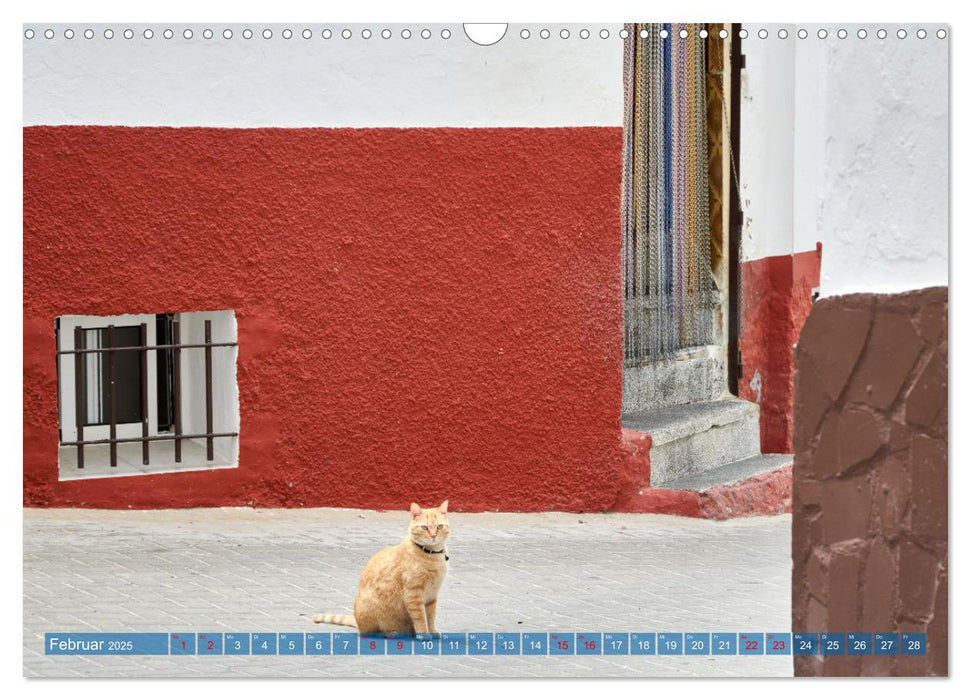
[
  {"left": 55, "top": 310, "right": 240, "bottom": 479},
  {"left": 622, "top": 22, "right": 717, "bottom": 365}
]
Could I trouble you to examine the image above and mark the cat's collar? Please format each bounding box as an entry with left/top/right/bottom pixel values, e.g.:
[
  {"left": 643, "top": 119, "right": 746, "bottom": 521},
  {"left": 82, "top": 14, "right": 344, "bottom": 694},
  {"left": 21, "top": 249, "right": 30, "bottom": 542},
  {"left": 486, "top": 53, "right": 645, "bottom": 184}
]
[{"left": 413, "top": 540, "right": 450, "bottom": 561}]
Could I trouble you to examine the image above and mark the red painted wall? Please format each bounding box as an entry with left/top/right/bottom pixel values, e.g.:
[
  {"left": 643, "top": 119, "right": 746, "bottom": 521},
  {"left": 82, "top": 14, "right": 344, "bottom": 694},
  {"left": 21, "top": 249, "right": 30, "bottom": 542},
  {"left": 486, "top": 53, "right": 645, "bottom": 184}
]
[
  {"left": 739, "top": 245, "right": 822, "bottom": 453},
  {"left": 24, "top": 126, "right": 641, "bottom": 511}
]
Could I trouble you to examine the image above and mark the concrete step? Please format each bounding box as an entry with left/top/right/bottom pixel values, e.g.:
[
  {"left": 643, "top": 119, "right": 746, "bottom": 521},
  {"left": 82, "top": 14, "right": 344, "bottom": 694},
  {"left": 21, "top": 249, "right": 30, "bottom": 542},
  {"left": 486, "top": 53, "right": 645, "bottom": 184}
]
[
  {"left": 612, "top": 454, "right": 793, "bottom": 519},
  {"left": 623, "top": 352, "right": 725, "bottom": 413},
  {"left": 655, "top": 453, "right": 793, "bottom": 492},
  {"left": 622, "top": 398, "right": 760, "bottom": 486}
]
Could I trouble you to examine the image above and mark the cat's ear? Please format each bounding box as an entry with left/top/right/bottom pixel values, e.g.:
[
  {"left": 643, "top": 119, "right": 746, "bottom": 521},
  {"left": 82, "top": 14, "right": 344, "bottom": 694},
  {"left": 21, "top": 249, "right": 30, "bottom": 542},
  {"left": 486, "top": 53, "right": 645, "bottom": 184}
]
[
  {"left": 410, "top": 502, "right": 422, "bottom": 519},
  {"left": 439, "top": 500, "right": 449, "bottom": 515}
]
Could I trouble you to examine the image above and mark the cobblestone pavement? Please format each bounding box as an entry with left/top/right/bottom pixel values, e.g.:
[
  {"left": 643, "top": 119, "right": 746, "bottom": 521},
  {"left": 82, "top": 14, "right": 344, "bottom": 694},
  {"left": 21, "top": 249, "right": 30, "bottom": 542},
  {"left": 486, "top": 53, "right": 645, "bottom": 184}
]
[{"left": 23, "top": 508, "right": 793, "bottom": 677}]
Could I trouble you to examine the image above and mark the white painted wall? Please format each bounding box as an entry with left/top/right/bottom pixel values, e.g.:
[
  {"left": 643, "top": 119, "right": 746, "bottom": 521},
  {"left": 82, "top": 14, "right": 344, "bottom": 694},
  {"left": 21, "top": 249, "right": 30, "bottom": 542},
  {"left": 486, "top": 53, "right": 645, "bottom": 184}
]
[
  {"left": 23, "top": 23, "right": 624, "bottom": 128},
  {"left": 738, "top": 28, "right": 797, "bottom": 262},
  {"left": 740, "top": 24, "right": 949, "bottom": 297},
  {"left": 814, "top": 29, "right": 949, "bottom": 297}
]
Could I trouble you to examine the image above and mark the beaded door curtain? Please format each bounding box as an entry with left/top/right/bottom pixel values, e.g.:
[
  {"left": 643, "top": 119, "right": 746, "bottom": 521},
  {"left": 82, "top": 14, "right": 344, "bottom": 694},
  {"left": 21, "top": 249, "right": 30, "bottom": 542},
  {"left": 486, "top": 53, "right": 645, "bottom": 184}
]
[{"left": 622, "top": 23, "right": 716, "bottom": 364}]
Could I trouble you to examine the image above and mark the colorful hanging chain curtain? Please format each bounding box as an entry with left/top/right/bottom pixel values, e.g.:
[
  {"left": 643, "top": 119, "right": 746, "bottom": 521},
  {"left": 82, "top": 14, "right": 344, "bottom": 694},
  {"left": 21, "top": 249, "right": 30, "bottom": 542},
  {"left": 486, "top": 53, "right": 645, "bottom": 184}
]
[{"left": 622, "top": 22, "right": 715, "bottom": 364}]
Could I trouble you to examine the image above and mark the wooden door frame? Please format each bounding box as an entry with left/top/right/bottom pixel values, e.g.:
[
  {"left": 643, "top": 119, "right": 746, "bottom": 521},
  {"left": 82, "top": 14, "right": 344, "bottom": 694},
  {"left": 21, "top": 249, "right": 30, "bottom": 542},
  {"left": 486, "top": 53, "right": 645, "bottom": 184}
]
[{"left": 727, "top": 23, "right": 744, "bottom": 396}]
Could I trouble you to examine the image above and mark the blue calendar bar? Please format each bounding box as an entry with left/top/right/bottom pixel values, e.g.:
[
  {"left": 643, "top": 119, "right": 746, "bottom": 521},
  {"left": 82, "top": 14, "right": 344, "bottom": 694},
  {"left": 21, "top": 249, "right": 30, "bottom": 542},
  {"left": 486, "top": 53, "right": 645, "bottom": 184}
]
[
  {"left": 253, "top": 633, "right": 277, "bottom": 655},
  {"left": 332, "top": 633, "right": 357, "bottom": 655},
  {"left": 280, "top": 633, "right": 305, "bottom": 655},
  {"left": 604, "top": 633, "right": 629, "bottom": 655},
  {"left": 198, "top": 633, "right": 223, "bottom": 655},
  {"left": 874, "top": 633, "right": 898, "bottom": 655},
  {"left": 550, "top": 633, "right": 575, "bottom": 655},
  {"left": 578, "top": 633, "right": 602, "bottom": 655},
  {"left": 360, "top": 633, "right": 385, "bottom": 655},
  {"left": 388, "top": 633, "right": 412, "bottom": 655},
  {"left": 848, "top": 633, "right": 871, "bottom": 655},
  {"left": 522, "top": 633, "right": 548, "bottom": 655},
  {"left": 630, "top": 632, "right": 656, "bottom": 654},
  {"left": 658, "top": 632, "right": 683, "bottom": 655},
  {"left": 712, "top": 633, "right": 736, "bottom": 655},
  {"left": 45, "top": 633, "right": 169, "bottom": 655},
  {"left": 468, "top": 633, "right": 494, "bottom": 655},
  {"left": 821, "top": 633, "right": 846, "bottom": 655},
  {"left": 170, "top": 632, "right": 195, "bottom": 655},
  {"left": 414, "top": 633, "right": 441, "bottom": 655},
  {"left": 306, "top": 633, "right": 331, "bottom": 655},
  {"left": 685, "top": 633, "right": 709, "bottom": 655},
  {"left": 794, "top": 633, "right": 818, "bottom": 655},
  {"left": 496, "top": 632, "right": 521, "bottom": 654},
  {"left": 902, "top": 633, "right": 927, "bottom": 655},
  {"left": 739, "top": 632, "right": 764, "bottom": 655},
  {"left": 441, "top": 632, "right": 467, "bottom": 655},
  {"left": 225, "top": 633, "right": 250, "bottom": 655},
  {"left": 767, "top": 633, "right": 791, "bottom": 655},
  {"left": 42, "top": 631, "right": 928, "bottom": 656}
]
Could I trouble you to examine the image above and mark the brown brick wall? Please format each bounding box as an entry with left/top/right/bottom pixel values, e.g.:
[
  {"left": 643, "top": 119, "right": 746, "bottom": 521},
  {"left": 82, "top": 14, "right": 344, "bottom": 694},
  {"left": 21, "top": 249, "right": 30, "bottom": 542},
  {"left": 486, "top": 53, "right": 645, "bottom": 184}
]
[{"left": 792, "top": 286, "right": 947, "bottom": 676}]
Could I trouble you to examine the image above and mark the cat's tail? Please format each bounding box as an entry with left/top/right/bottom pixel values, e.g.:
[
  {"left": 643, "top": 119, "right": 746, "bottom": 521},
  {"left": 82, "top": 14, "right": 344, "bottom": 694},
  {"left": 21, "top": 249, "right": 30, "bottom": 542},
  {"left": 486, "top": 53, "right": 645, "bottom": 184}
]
[{"left": 311, "top": 613, "right": 357, "bottom": 628}]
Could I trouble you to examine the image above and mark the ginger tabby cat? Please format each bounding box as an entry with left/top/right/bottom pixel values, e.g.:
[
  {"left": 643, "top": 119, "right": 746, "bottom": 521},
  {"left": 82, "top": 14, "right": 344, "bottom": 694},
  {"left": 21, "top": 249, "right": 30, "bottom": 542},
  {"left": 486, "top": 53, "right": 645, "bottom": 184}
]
[{"left": 312, "top": 501, "right": 450, "bottom": 634}]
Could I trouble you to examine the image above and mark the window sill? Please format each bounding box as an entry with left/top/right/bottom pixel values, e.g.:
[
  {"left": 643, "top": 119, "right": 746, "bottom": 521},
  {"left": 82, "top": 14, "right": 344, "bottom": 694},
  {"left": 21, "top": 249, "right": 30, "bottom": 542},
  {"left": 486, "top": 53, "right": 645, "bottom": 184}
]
[{"left": 57, "top": 437, "right": 238, "bottom": 481}]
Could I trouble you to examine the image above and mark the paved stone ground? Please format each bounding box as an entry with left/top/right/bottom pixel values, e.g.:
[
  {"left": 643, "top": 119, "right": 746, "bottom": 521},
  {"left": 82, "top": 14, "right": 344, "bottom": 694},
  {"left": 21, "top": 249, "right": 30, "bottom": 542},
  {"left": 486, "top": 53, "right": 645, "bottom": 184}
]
[{"left": 23, "top": 508, "right": 793, "bottom": 677}]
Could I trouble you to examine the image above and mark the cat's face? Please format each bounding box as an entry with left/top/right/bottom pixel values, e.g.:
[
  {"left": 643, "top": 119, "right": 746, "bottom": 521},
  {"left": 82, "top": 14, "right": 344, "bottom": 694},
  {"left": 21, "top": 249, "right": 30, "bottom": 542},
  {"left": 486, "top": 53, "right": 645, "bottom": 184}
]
[{"left": 409, "top": 501, "right": 450, "bottom": 546}]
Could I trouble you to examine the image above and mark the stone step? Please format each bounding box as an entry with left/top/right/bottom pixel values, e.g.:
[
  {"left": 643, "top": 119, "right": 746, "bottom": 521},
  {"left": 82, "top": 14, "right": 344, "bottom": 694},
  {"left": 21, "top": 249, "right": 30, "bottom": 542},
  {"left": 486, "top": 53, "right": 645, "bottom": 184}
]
[
  {"left": 654, "top": 453, "right": 793, "bottom": 492},
  {"left": 622, "top": 397, "right": 760, "bottom": 486}
]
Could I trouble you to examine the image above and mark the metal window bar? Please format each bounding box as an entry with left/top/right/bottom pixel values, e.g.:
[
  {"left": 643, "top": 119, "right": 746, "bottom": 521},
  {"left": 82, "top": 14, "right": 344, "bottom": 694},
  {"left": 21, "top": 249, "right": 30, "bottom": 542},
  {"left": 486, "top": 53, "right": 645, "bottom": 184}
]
[
  {"left": 59, "top": 319, "right": 238, "bottom": 469},
  {"left": 173, "top": 319, "right": 183, "bottom": 463},
  {"left": 108, "top": 325, "right": 117, "bottom": 467},
  {"left": 73, "top": 327, "right": 84, "bottom": 469},
  {"left": 140, "top": 322, "right": 149, "bottom": 465}
]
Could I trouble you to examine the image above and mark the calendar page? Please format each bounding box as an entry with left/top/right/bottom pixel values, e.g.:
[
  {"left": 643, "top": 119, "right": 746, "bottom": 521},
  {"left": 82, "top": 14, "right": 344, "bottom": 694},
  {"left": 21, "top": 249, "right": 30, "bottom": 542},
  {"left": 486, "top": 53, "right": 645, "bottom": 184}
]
[{"left": 21, "top": 14, "right": 949, "bottom": 681}]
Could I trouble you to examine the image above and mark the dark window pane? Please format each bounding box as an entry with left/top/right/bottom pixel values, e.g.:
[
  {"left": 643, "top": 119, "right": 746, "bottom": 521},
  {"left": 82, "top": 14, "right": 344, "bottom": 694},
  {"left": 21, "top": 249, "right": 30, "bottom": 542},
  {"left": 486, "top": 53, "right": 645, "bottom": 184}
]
[
  {"left": 81, "top": 326, "right": 142, "bottom": 426},
  {"left": 156, "top": 314, "right": 175, "bottom": 432}
]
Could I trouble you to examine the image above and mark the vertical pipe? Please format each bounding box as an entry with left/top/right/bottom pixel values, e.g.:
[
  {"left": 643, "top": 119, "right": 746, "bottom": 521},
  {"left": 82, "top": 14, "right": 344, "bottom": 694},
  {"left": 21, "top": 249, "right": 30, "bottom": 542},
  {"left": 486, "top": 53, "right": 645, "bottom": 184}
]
[
  {"left": 73, "top": 326, "right": 84, "bottom": 469},
  {"left": 140, "top": 322, "right": 149, "bottom": 465},
  {"left": 173, "top": 319, "right": 182, "bottom": 463},
  {"left": 108, "top": 325, "right": 117, "bottom": 467},
  {"left": 205, "top": 320, "right": 214, "bottom": 461}
]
